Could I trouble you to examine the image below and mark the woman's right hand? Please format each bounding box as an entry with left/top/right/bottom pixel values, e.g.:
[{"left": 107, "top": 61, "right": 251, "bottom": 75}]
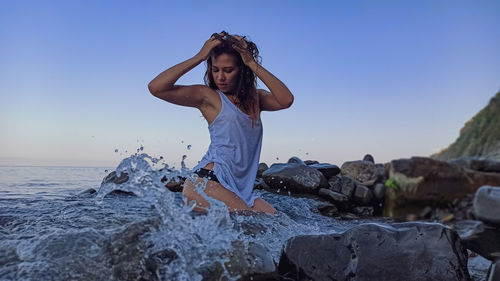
[{"left": 196, "top": 33, "right": 224, "bottom": 60}]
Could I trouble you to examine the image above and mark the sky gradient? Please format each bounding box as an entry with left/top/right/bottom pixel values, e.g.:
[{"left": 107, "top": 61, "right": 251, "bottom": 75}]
[{"left": 1, "top": 0, "right": 499, "bottom": 168}]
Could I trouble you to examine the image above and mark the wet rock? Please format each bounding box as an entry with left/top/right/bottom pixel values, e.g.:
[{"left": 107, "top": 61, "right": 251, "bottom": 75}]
[
  {"left": 262, "top": 163, "right": 328, "bottom": 194},
  {"left": 455, "top": 220, "right": 500, "bottom": 261},
  {"left": 161, "top": 176, "right": 184, "bottom": 192},
  {"left": 199, "top": 262, "right": 224, "bottom": 281},
  {"left": 383, "top": 157, "right": 500, "bottom": 218},
  {"left": 341, "top": 160, "right": 377, "bottom": 186},
  {"left": 287, "top": 156, "right": 306, "bottom": 165},
  {"left": 352, "top": 206, "right": 374, "bottom": 217},
  {"left": 304, "top": 160, "right": 319, "bottom": 165},
  {"left": 487, "top": 260, "right": 500, "bottom": 281},
  {"left": 0, "top": 246, "right": 20, "bottom": 278},
  {"left": 102, "top": 171, "right": 129, "bottom": 185},
  {"left": 77, "top": 188, "right": 96, "bottom": 196},
  {"left": 224, "top": 241, "right": 276, "bottom": 279},
  {"left": 278, "top": 222, "right": 470, "bottom": 281},
  {"left": 309, "top": 163, "right": 340, "bottom": 180},
  {"left": 363, "top": 154, "right": 375, "bottom": 163},
  {"left": 318, "top": 188, "right": 349, "bottom": 210},
  {"left": 102, "top": 218, "right": 162, "bottom": 281},
  {"left": 108, "top": 190, "right": 135, "bottom": 196},
  {"left": 353, "top": 185, "right": 373, "bottom": 205},
  {"left": 318, "top": 203, "right": 339, "bottom": 217},
  {"left": 340, "top": 212, "right": 359, "bottom": 220},
  {"left": 328, "top": 175, "right": 356, "bottom": 198},
  {"left": 373, "top": 183, "right": 386, "bottom": 200},
  {"left": 254, "top": 178, "right": 271, "bottom": 190},
  {"left": 147, "top": 248, "right": 179, "bottom": 276},
  {"left": 473, "top": 185, "right": 500, "bottom": 225},
  {"left": 450, "top": 156, "right": 500, "bottom": 173},
  {"left": 0, "top": 216, "right": 15, "bottom": 227},
  {"left": 257, "top": 163, "right": 269, "bottom": 178}
]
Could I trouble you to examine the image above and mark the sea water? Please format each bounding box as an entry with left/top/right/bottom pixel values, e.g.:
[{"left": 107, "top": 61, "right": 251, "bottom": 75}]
[{"left": 0, "top": 154, "right": 402, "bottom": 280}]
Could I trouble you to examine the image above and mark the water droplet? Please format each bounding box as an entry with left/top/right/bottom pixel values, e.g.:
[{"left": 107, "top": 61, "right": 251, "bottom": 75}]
[
  {"left": 159, "top": 156, "right": 164, "bottom": 160},
  {"left": 181, "top": 140, "right": 184, "bottom": 144},
  {"left": 114, "top": 149, "right": 118, "bottom": 153},
  {"left": 279, "top": 180, "right": 283, "bottom": 184},
  {"left": 306, "top": 152, "right": 309, "bottom": 155},
  {"left": 140, "top": 146, "right": 144, "bottom": 151},
  {"left": 187, "top": 145, "right": 192, "bottom": 150},
  {"left": 277, "top": 189, "right": 280, "bottom": 193},
  {"left": 182, "top": 155, "right": 187, "bottom": 161},
  {"left": 288, "top": 191, "right": 291, "bottom": 196},
  {"left": 104, "top": 169, "right": 108, "bottom": 173},
  {"left": 276, "top": 157, "right": 279, "bottom": 160}
]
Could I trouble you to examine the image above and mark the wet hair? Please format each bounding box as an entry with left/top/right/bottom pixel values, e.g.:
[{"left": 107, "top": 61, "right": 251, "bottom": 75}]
[{"left": 204, "top": 31, "right": 261, "bottom": 116}]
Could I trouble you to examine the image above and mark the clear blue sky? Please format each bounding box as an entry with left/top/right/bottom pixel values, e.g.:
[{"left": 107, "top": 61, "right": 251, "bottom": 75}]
[{"left": 1, "top": 0, "right": 499, "bottom": 167}]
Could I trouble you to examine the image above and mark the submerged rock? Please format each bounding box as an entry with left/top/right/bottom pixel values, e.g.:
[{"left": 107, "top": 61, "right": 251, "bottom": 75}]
[
  {"left": 262, "top": 163, "right": 328, "bottom": 194},
  {"left": 102, "top": 218, "right": 163, "bottom": 281},
  {"left": 102, "top": 171, "right": 129, "bottom": 185},
  {"left": 278, "top": 222, "right": 470, "bottom": 281},
  {"left": 224, "top": 241, "right": 276, "bottom": 279}
]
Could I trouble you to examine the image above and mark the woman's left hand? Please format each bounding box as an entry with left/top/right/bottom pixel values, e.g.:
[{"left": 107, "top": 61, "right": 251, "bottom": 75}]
[{"left": 232, "top": 36, "right": 255, "bottom": 66}]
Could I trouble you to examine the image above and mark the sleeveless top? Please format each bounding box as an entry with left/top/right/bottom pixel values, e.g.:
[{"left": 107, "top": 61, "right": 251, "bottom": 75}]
[{"left": 192, "top": 89, "right": 262, "bottom": 207}]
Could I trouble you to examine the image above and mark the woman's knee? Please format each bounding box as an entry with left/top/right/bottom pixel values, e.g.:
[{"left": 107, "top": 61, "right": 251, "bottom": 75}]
[{"left": 252, "top": 198, "right": 276, "bottom": 215}]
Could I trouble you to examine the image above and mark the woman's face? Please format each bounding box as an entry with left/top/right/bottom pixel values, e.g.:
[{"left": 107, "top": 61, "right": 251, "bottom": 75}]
[{"left": 211, "top": 53, "right": 240, "bottom": 94}]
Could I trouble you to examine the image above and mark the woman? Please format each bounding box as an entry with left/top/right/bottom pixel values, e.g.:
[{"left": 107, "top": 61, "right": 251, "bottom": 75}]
[{"left": 148, "top": 31, "right": 293, "bottom": 214}]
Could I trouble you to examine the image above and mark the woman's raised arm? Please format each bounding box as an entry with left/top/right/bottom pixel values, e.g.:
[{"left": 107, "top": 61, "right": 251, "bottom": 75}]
[
  {"left": 147, "top": 35, "right": 222, "bottom": 108},
  {"left": 232, "top": 41, "right": 294, "bottom": 111}
]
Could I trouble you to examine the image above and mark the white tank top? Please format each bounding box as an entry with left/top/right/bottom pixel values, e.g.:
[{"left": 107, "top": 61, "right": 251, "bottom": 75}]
[{"left": 193, "top": 89, "right": 262, "bottom": 207}]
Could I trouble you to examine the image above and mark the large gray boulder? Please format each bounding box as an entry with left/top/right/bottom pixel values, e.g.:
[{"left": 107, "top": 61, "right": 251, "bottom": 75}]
[
  {"left": 262, "top": 163, "right": 328, "bottom": 194},
  {"left": 473, "top": 185, "right": 500, "bottom": 225},
  {"left": 278, "top": 222, "right": 470, "bottom": 281}
]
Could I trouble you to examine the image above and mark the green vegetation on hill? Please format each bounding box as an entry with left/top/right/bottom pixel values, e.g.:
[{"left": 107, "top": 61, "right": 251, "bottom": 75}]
[{"left": 433, "top": 91, "right": 500, "bottom": 161}]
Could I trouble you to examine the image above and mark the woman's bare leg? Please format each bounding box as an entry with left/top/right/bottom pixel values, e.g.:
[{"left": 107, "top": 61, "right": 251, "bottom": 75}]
[
  {"left": 251, "top": 198, "right": 276, "bottom": 214},
  {"left": 182, "top": 178, "right": 275, "bottom": 214}
]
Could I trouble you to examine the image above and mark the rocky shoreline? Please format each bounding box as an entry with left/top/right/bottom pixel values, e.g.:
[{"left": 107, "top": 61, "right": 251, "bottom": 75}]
[{"left": 101, "top": 155, "right": 500, "bottom": 280}]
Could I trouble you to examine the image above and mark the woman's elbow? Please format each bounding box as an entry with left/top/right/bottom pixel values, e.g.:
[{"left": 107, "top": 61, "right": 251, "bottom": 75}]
[
  {"left": 283, "top": 95, "right": 294, "bottom": 109},
  {"left": 148, "top": 82, "right": 159, "bottom": 96}
]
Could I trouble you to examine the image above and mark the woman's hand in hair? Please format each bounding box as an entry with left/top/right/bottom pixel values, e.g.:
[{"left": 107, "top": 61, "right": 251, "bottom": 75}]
[
  {"left": 232, "top": 37, "right": 256, "bottom": 67},
  {"left": 196, "top": 33, "right": 223, "bottom": 60}
]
